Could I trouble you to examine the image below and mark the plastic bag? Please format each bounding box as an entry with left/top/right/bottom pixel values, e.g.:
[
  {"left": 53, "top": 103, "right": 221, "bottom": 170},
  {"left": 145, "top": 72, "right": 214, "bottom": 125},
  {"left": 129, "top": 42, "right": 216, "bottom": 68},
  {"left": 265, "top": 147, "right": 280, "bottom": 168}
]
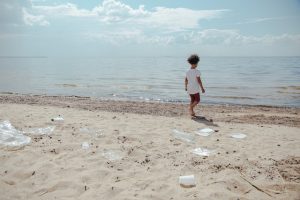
[
  {"left": 79, "top": 127, "right": 103, "bottom": 138},
  {"left": 0, "top": 120, "right": 31, "bottom": 147},
  {"left": 24, "top": 126, "right": 55, "bottom": 135},
  {"left": 81, "top": 142, "right": 90, "bottom": 150},
  {"left": 230, "top": 133, "right": 247, "bottom": 139},
  {"left": 195, "top": 128, "right": 214, "bottom": 136},
  {"left": 190, "top": 147, "right": 215, "bottom": 156},
  {"left": 102, "top": 149, "right": 122, "bottom": 161},
  {"left": 172, "top": 129, "right": 194, "bottom": 143}
]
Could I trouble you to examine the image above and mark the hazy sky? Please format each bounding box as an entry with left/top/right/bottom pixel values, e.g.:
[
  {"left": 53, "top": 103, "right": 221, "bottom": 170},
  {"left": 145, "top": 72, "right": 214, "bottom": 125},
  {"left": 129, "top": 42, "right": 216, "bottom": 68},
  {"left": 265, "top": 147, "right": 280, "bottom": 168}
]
[{"left": 1, "top": 0, "right": 300, "bottom": 57}]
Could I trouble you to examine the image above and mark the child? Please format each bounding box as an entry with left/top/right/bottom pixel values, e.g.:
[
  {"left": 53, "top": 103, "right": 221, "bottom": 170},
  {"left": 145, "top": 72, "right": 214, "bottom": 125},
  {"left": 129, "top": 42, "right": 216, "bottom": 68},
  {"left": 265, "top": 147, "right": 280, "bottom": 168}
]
[{"left": 185, "top": 54, "right": 205, "bottom": 117}]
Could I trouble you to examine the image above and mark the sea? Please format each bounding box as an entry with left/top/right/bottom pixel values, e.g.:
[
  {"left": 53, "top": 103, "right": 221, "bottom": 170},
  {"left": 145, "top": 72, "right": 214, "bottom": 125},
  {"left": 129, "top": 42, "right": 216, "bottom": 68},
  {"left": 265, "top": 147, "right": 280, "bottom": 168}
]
[{"left": 0, "top": 56, "right": 299, "bottom": 107}]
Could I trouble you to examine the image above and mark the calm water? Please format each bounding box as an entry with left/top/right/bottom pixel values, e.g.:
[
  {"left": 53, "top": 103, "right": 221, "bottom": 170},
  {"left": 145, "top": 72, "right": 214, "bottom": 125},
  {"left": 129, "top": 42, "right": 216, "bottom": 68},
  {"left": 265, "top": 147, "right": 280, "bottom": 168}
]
[{"left": 0, "top": 56, "right": 299, "bottom": 107}]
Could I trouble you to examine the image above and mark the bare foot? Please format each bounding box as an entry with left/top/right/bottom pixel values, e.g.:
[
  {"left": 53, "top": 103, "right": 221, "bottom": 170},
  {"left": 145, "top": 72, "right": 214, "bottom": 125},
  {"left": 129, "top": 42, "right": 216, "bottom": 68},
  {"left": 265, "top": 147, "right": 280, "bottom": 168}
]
[{"left": 189, "top": 108, "right": 193, "bottom": 116}]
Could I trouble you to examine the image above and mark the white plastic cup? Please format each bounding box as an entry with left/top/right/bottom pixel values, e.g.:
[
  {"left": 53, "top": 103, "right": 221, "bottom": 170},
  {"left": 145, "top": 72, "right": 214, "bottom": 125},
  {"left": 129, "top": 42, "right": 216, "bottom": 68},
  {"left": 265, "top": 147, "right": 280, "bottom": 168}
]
[{"left": 179, "top": 175, "right": 196, "bottom": 187}]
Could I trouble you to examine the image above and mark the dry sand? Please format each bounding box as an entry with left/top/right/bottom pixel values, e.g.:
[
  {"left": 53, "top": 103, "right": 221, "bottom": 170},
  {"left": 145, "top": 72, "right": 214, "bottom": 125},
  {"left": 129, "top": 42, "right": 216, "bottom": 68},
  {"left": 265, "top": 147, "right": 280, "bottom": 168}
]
[{"left": 0, "top": 94, "right": 299, "bottom": 199}]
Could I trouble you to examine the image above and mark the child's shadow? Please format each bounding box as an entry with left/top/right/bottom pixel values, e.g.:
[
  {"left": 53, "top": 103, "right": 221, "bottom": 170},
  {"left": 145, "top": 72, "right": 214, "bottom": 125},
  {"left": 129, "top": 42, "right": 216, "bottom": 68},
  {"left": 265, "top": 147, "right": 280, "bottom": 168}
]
[{"left": 191, "top": 115, "right": 218, "bottom": 127}]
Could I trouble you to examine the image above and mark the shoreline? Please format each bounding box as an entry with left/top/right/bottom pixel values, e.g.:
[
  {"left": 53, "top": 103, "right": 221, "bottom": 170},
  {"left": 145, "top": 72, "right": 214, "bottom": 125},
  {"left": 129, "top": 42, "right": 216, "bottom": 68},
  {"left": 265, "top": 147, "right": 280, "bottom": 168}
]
[
  {"left": 1, "top": 91, "right": 299, "bottom": 108},
  {"left": 0, "top": 93, "right": 299, "bottom": 127}
]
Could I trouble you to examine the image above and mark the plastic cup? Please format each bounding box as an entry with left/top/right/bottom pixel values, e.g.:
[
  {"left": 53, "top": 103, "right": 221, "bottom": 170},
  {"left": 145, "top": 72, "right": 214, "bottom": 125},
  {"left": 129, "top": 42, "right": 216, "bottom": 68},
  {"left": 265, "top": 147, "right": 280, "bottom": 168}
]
[{"left": 179, "top": 175, "right": 196, "bottom": 188}]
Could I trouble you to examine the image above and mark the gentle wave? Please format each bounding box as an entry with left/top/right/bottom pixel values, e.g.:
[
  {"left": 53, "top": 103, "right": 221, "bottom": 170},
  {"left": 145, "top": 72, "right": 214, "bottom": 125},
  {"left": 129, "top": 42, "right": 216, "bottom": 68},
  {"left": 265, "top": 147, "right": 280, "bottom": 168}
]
[
  {"left": 276, "top": 86, "right": 300, "bottom": 90},
  {"left": 206, "top": 95, "right": 256, "bottom": 100},
  {"left": 55, "top": 84, "right": 78, "bottom": 88}
]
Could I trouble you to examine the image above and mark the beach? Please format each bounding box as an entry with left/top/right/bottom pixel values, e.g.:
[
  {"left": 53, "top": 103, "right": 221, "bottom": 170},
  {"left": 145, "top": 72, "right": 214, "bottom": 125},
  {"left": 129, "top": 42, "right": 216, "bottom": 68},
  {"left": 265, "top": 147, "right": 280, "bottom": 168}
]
[{"left": 0, "top": 93, "right": 299, "bottom": 200}]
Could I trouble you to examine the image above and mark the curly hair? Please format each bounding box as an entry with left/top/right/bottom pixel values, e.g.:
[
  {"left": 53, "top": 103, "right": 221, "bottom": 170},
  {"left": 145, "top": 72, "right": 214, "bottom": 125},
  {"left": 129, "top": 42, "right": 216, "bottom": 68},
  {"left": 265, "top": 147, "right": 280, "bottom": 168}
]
[{"left": 187, "top": 54, "right": 200, "bottom": 65}]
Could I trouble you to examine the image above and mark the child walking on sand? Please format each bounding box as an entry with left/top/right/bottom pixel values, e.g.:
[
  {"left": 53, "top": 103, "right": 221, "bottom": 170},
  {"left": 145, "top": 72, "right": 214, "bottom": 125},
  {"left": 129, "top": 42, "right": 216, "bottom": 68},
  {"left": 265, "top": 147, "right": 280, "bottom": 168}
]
[{"left": 185, "top": 54, "right": 205, "bottom": 117}]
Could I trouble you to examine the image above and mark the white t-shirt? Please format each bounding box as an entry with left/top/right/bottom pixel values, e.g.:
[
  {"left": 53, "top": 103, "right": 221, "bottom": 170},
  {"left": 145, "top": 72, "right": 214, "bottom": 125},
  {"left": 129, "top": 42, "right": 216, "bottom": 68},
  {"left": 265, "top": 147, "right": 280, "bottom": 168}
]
[{"left": 186, "top": 68, "right": 201, "bottom": 94}]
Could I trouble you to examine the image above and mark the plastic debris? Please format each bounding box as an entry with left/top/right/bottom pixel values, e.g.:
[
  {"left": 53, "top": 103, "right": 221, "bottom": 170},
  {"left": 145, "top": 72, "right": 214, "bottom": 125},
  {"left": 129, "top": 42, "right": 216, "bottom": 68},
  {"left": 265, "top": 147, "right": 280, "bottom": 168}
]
[
  {"left": 172, "top": 129, "right": 194, "bottom": 143},
  {"left": 25, "top": 126, "right": 55, "bottom": 135},
  {"left": 81, "top": 142, "right": 90, "bottom": 150},
  {"left": 51, "top": 116, "right": 64, "bottom": 122},
  {"left": 179, "top": 175, "right": 196, "bottom": 187},
  {"left": 195, "top": 128, "right": 214, "bottom": 136},
  {"left": 79, "top": 127, "right": 103, "bottom": 138},
  {"left": 230, "top": 133, "right": 247, "bottom": 139},
  {"left": 102, "top": 149, "right": 122, "bottom": 161},
  {"left": 190, "top": 147, "right": 215, "bottom": 156},
  {"left": 0, "top": 120, "right": 31, "bottom": 147}
]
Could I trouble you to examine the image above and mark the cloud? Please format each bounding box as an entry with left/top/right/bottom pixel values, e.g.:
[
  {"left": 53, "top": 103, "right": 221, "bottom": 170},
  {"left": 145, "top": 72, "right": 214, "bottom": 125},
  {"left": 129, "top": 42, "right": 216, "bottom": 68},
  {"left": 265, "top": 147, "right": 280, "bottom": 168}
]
[
  {"left": 0, "top": 0, "right": 31, "bottom": 26},
  {"left": 84, "top": 30, "right": 175, "bottom": 45},
  {"left": 92, "top": 0, "right": 149, "bottom": 23},
  {"left": 181, "top": 29, "right": 300, "bottom": 46},
  {"left": 29, "top": 0, "right": 227, "bottom": 30},
  {"left": 32, "top": 3, "right": 94, "bottom": 17},
  {"left": 22, "top": 8, "right": 49, "bottom": 26},
  {"left": 236, "top": 16, "right": 292, "bottom": 25},
  {"left": 144, "top": 7, "right": 227, "bottom": 31}
]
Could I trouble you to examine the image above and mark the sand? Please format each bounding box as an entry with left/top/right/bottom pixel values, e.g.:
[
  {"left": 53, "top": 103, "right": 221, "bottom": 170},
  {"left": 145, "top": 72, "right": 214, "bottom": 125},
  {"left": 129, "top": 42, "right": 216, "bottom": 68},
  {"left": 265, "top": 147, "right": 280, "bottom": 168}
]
[{"left": 0, "top": 93, "right": 299, "bottom": 200}]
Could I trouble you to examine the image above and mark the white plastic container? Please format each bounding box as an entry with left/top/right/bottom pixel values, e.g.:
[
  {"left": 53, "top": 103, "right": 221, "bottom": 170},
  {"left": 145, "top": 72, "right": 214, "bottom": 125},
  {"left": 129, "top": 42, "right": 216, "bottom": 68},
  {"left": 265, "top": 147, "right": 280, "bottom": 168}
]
[{"left": 179, "top": 175, "right": 196, "bottom": 187}]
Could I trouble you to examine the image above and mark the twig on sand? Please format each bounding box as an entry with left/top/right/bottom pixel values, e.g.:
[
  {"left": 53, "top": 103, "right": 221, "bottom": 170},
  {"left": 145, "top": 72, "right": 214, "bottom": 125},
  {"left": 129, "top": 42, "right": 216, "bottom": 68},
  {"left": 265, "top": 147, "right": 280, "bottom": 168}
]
[
  {"left": 240, "top": 173, "right": 273, "bottom": 197},
  {"left": 205, "top": 181, "right": 226, "bottom": 186}
]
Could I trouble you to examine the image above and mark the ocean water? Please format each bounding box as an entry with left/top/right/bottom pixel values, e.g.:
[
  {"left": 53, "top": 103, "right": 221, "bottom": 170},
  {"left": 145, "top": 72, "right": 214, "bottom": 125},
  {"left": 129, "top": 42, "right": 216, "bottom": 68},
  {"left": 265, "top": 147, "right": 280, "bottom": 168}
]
[{"left": 0, "top": 56, "right": 299, "bottom": 107}]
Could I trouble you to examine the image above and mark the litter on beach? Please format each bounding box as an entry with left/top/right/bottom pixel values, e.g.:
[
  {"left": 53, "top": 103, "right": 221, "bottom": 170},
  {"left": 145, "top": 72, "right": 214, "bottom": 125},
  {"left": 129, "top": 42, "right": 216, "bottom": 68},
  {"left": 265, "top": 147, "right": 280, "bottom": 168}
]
[
  {"left": 102, "top": 149, "right": 122, "bottom": 161},
  {"left": 51, "top": 116, "right": 64, "bottom": 122},
  {"left": 0, "top": 120, "right": 31, "bottom": 147},
  {"left": 230, "top": 133, "right": 247, "bottom": 139},
  {"left": 195, "top": 128, "right": 214, "bottom": 136},
  {"left": 190, "top": 147, "right": 215, "bottom": 156},
  {"left": 79, "top": 127, "right": 103, "bottom": 138},
  {"left": 179, "top": 175, "right": 196, "bottom": 187},
  {"left": 81, "top": 142, "right": 90, "bottom": 150},
  {"left": 172, "top": 129, "right": 194, "bottom": 143},
  {"left": 24, "top": 126, "right": 55, "bottom": 135}
]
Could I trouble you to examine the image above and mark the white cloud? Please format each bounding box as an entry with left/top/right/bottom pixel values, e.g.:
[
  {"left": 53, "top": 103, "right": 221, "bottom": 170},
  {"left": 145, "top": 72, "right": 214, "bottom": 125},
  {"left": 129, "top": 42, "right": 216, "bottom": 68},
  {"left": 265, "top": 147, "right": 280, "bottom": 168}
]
[
  {"left": 182, "top": 29, "right": 300, "bottom": 46},
  {"left": 236, "top": 16, "right": 291, "bottom": 25},
  {"left": 29, "top": 0, "right": 227, "bottom": 30},
  {"left": 92, "top": 0, "right": 149, "bottom": 23},
  {"left": 32, "top": 3, "right": 94, "bottom": 17},
  {"left": 22, "top": 8, "right": 49, "bottom": 26},
  {"left": 145, "top": 7, "right": 227, "bottom": 31},
  {"left": 84, "top": 30, "right": 175, "bottom": 45},
  {"left": 0, "top": 0, "right": 31, "bottom": 25}
]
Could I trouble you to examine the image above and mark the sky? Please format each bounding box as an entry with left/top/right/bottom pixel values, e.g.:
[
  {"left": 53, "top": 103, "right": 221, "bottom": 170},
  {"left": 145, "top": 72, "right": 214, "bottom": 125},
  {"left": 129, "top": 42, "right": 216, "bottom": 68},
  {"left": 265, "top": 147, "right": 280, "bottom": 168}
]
[{"left": 0, "top": 0, "right": 300, "bottom": 57}]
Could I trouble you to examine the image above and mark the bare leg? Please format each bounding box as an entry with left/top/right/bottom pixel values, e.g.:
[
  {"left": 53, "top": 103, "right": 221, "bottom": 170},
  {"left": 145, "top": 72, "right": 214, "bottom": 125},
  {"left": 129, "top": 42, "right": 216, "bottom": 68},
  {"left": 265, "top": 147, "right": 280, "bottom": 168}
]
[
  {"left": 189, "top": 103, "right": 194, "bottom": 115},
  {"left": 190, "top": 101, "right": 198, "bottom": 117}
]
